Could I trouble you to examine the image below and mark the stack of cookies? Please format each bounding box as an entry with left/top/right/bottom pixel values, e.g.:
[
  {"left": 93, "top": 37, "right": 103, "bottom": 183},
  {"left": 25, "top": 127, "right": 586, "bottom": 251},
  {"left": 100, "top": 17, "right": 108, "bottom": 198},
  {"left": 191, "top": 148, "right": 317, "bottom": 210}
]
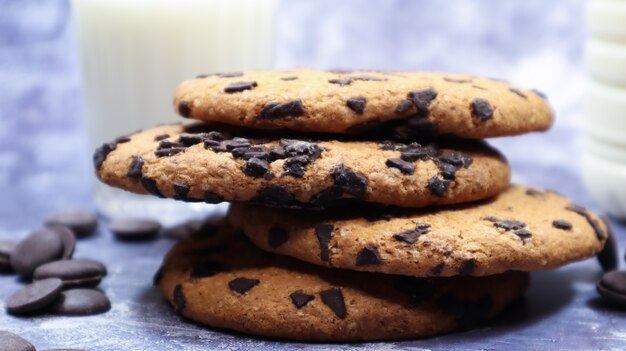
[{"left": 94, "top": 69, "right": 610, "bottom": 341}]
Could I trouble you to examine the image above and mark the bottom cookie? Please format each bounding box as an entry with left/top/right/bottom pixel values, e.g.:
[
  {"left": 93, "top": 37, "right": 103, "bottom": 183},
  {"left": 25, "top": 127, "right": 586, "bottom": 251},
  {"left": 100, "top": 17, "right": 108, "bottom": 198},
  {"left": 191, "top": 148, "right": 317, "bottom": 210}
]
[{"left": 157, "top": 223, "right": 529, "bottom": 341}]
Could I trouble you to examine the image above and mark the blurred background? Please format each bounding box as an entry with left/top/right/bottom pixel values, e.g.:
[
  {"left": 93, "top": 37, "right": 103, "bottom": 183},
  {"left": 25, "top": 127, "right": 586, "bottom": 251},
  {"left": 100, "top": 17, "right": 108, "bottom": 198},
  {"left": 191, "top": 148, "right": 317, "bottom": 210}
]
[{"left": 0, "top": 0, "right": 590, "bottom": 228}]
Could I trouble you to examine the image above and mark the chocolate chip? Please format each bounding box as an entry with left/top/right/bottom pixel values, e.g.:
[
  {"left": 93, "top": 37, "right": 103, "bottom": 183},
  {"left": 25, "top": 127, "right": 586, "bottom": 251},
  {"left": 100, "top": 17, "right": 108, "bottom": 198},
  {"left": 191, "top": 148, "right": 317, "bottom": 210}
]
[
  {"left": 356, "top": 246, "right": 381, "bottom": 266},
  {"left": 483, "top": 217, "right": 527, "bottom": 231},
  {"left": 566, "top": 204, "right": 606, "bottom": 240},
  {"left": 33, "top": 259, "right": 105, "bottom": 288},
  {"left": 228, "top": 277, "right": 260, "bottom": 294},
  {"left": 320, "top": 287, "right": 346, "bottom": 319},
  {"left": 552, "top": 219, "right": 572, "bottom": 230},
  {"left": 315, "top": 223, "right": 334, "bottom": 262},
  {"left": 290, "top": 291, "right": 314, "bottom": 309},
  {"left": 328, "top": 78, "right": 352, "bottom": 86},
  {"left": 115, "top": 135, "right": 131, "bottom": 144},
  {"left": 470, "top": 98, "right": 494, "bottom": 122},
  {"left": 351, "top": 75, "right": 386, "bottom": 81},
  {"left": 268, "top": 227, "right": 289, "bottom": 248},
  {"left": 178, "top": 134, "right": 203, "bottom": 146},
  {"left": 178, "top": 101, "right": 192, "bottom": 117},
  {"left": 190, "top": 260, "right": 221, "bottom": 278},
  {"left": 217, "top": 72, "right": 243, "bottom": 78},
  {"left": 427, "top": 176, "right": 450, "bottom": 197},
  {"left": 223, "top": 138, "right": 251, "bottom": 151},
  {"left": 443, "top": 77, "right": 472, "bottom": 83},
  {"left": 0, "top": 331, "right": 35, "bottom": 351},
  {"left": 597, "top": 271, "right": 626, "bottom": 307},
  {"left": 597, "top": 217, "right": 618, "bottom": 272},
  {"left": 438, "top": 151, "right": 472, "bottom": 168},
  {"left": 331, "top": 164, "right": 368, "bottom": 198},
  {"left": 385, "top": 158, "right": 415, "bottom": 175},
  {"left": 127, "top": 155, "right": 144, "bottom": 179},
  {"left": 280, "top": 76, "right": 298, "bottom": 81},
  {"left": 173, "top": 182, "right": 190, "bottom": 200},
  {"left": 514, "top": 229, "right": 532, "bottom": 239},
  {"left": 282, "top": 156, "right": 310, "bottom": 178},
  {"left": 173, "top": 284, "right": 185, "bottom": 312},
  {"left": 50, "top": 289, "right": 111, "bottom": 316},
  {"left": 346, "top": 97, "right": 366, "bottom": 114},
  {"left": 260, "top": 99, "right": 305, "bottom": 119},
  {"left": 224, "top": 81, "right": 258, "bottom": 93},
  {"left": 459, "top": 259, "right": 476, "bottom": 276},
  {"left": 509, "top": 88, "right": 527, "bottom": 99},
  {"left": 399, "top": 143, "right": 429, "bottom": 162},
  {"left": 5, "top": 278, "right": 63, "bottom": 314},
  {"left": 204, "top": 191, "right": 224, "bottom": 204},
  {"left": 154, "top": 134, "right": 170, "bottom": 141},
  {"left": 431, "top": 263, "right": 445, "bottom": 275},
  {"left": 243, "top": 157, "right": 269, "bottom": 177},
  {"left": 408, "top": 88, "right": 437, "bottom": 116},
  {"left": 11, "top": 229, "right": 64, "bottom": 279},
  {"left": 396, "top": 276, "right": 436, "bottom": 303},
  {"left": 108, "top": 218, "right": 161, "bottom": 241},
  {"left": 47, "top": 224, "right": 75, "bottom": 260},
  {"left": 393, "top": 222, "right": 431, "bottom": 244},
  {"left": 268, "top": 146, "right": 287, "bottom": 161},
  {"left": 395, "top": 99, "right": 413, "bottom": 114},
  {"left": 141, "top": 176, "right": 164, "bottom": 198},
  {"left": 255, "top": 186, "right": 296, "bottom": 207},
  {"left": 525, "top": 188, "right": 543, "bottom": 196},
  {"left": 0, "top": 240, "right": 17, "bottom": 272},
  {"left": 437, "top": 162, "right": 458, "bottom": 180},
  {"left": 93, "top": 142, "right": 116, "bottom": 170}
]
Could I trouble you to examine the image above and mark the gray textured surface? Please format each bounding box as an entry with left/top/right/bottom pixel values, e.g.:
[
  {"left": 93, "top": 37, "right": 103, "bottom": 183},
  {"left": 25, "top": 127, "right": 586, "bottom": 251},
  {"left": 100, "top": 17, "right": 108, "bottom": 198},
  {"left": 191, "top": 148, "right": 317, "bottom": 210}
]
[{"left": 0, "top": 0, "right": 625, "bottom": 349}]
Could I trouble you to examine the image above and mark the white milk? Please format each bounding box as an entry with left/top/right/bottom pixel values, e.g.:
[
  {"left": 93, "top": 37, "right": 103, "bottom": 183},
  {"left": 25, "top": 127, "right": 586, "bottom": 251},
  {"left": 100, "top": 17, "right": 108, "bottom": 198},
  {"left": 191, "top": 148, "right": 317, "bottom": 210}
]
[
  {"left": 583, "top": 0, "right": 626, "bottom": 219},
  {"left": 71, "top": 0, "right": 278, "bottom": 224}
]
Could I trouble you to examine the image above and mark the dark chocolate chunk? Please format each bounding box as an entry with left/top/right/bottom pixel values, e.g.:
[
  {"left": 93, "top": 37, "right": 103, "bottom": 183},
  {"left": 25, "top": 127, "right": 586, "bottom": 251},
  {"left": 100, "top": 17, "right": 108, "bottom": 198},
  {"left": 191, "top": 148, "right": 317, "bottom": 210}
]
[
  {"left": 427, "top": 176, "right": 450, "bottom": 197},
  {"left": 458, "top": 259, "right": 476, "bottom": 276},
  {"left": 552, "top": 219, "right": 572, "bottom": 230},
  {"left": 282, "top": 156, "right": 309, "bottom": 177},
  {"left": 204, "top": 191, "right": 224, "bottom": 204},
  {"left": 154, "top": 134, "right": 170, "bottom": 141},
  {"left": 173, "top": 182, "right": 190, "bottom": 200},
  {"left": 331, "top": 164, "right": 368, "bottom": 198},
  {"left": 33, "top": 259, "right": 105, "bottom": 288},
  {"left": 93, "top": 142, "right": 116, "bottom": 170},
  {"left": 204, "top": 139, "right": 224, "bottom": 151},
  {"left": 437, "top": 162, "right": 458, "bottom": 180},
  {"left": 443, "top": 77, "right": 472, "bottom": 83},
  {"left": 224, "top": 81, "right": 258, "bottom": 93},
  {"left": 141, "top": 176, "right": 164, "bottom": 198},
  {"left": 217, "top": 72, "right": 243, "bottom": 78},
  {"left": 438, "top": 151, "right": 472, "bottom": 168},
  {"left": 11, "top": 229, "right": 64, "bottom": 279},
  {"left": 393, "top": 222, "right": 431, "bottom": 244},
  {"left": 395, "top": 99, "right": 414, "bottom": 114},
  {"left": 320, "top": 287, "right": 346, "bottom": 319},
  {"left": 351, "top": 75, "right": 386, "bottom": 81},
  {"left": 509, "top": 87, "right": 527, "bottom": 99},
  {"left": 243, "top": 158, "right": 269, "bottom": 177},
  {"left": 431, "top": 263, "right": 445, "bottom": 275},
  {"left": 597, "top": 271, "right": 626, "bottom": 307},
  {"left": 268, "top": 146, "right": 287, "bottom": 161},
  {"left": 223, "top": 137, "right": 251, "bottom": 151},
  {"left": 290, "top": 291, "right": 315, "bottom": 309},
  {"left": 525, "top": 188, "right": 543, "bottom": 196},
  {"left": 280, "top": 76, "right": 298, "bottom": 81},
  {"left": 108, "top": 218, "right": 161, "bottom": 241},
  {"left": 282, "top": 140, "right": 323, "bottom": 159},
  {"left": 115, "top": 135, "right": 131, "bottom": 144},
  {"left": 356, "top": 246, "right": 381, "bottom": 266},
  {"left": 155, "top": 147, "right": 186, "bottom": 157},
  {"left": 5, "top": 278, "right": 63, "bottom": 315},
  {"left": 470, "top": 98, "right": 494, "bottom": 122},
  {"left": 173, "top": 285, "right": 186, "bottom": 312},
  {"left": 328, "top": 78, "right": 353, "bottom": 86},
  {"left": 472, "top": 85, "right": 487, "bottom": 90},
  {"left": 0, "top": 331, "right": 35, "bottom": 351},
  {"left": 178, "top": 101, "right": 192, "bottom": 117},
  {"left": 268, "top": 226, "right": 289, "bottom": 248},
  {"left": 228, "top": 277, "right": 260, "bottom": 294},
  {"left": 315, "top": 223, "right": 334, "bottom": 262},
  {"left": 396, "top": 276, "right": 436, "bottom": 303},
  {"left": 385, "top": 158, "right": 415, "bottom": 175},
  {"left": 190, "top": 260, "right": 221, "bottom": 278},
  {"left": 178, "top": 133, "right": 203, "bottom": 146},
  {"left": 46, "top": 209, "right": 98, "bottom": 238},
  {"left": 399, "top": 143, "right": 428, "bottom": 162},
  {"left": 483, "top": 217, "right": 527, "bottom": 231},
  {"left": 255, "top": 186, "right": 296, "bottom": 207},
  {"left": 566, "top": 204, "right": 606, "bottom": 240},
  {"left": 514, "top": 229, "right": 532, "bottom": 239},
  {"left": 408, "top": 88, "right": 437, "bottom": 116},
  {"left": 346, "top": 96, "right": 367, "bottom": 114},
  {"left": 597, "top": 217, "right": 617, "bottom": 272},
  {"left": 127, "top": 155, "right": 144, "bottom": 178},
  {"left": 260, "top": 99, "right": 305, "bottom": 119}
]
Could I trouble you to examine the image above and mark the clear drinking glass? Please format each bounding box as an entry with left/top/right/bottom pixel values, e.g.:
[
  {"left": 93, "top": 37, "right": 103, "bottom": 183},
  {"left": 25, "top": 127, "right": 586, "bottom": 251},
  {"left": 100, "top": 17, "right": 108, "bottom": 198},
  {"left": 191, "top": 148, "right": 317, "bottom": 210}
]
[{"left": 71, "top": 0, "right": 279, "bottom": 225}]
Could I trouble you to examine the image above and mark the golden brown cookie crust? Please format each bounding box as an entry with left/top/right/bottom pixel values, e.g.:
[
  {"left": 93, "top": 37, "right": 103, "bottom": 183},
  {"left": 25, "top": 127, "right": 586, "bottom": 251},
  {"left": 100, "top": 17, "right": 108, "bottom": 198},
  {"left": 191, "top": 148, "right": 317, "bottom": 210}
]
[
  {"left": 174, "top": 69, "right": 553, "bottom": 139},
  {"left": 157, "top": 223, "right": 529, "bottom": 341},
  {"left": 94, "top": 123, "right": 511, "bottom": 208},
  {"left": 230, "top": 185, "right": 608, "bottom": 277}
]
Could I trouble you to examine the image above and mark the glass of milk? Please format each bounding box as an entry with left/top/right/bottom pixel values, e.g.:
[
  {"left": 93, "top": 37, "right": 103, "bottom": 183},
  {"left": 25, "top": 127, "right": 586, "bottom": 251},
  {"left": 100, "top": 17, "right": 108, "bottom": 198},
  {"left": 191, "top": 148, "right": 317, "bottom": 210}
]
[
  {"left": 71, "top": 0, "right": 279, "bottom": 225},
  {"left": 582, "top": 0, "right": 626, "bottom": 219}
]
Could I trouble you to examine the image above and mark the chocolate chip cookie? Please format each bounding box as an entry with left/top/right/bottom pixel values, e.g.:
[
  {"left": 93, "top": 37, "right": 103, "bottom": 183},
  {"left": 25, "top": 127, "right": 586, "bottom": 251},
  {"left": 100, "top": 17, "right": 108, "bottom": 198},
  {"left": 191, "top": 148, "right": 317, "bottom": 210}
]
[
  {"left": 157, "top": 222, "right": 529, "bottom": 341},
  {"left": 94, "top": 123, "right": 510, "bottom": 209},
  {"left": 230, "top": 185, "right": 608, "bottom": 277},
  {"left": 174, "top": 69, "right": 553, "bottom": 140}
]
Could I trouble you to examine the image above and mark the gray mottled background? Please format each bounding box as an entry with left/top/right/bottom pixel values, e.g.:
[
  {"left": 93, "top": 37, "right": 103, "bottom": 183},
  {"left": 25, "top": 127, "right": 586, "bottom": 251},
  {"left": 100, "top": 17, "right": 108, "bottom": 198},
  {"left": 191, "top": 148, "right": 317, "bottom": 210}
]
[{"left": 2, "top": 1, "right": 625, "bottom": 350}]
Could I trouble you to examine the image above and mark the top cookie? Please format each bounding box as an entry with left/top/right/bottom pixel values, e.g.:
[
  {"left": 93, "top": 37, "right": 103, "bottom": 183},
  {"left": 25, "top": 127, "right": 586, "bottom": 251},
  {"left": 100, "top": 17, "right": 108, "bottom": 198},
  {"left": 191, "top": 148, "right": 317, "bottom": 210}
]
[{"left": 174, "top": 69, "right": 553, "bottom": 139}]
